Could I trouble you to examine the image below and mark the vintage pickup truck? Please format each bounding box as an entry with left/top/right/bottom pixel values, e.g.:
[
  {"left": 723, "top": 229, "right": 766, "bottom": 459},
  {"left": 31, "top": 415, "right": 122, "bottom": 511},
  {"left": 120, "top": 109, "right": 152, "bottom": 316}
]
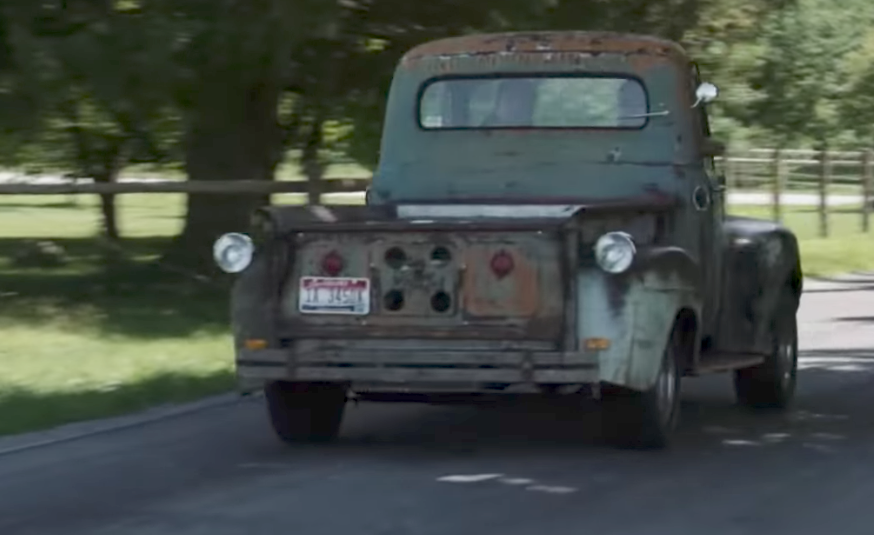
[{"left": 213, "top": 31, "right": 803, "bottom": 449}]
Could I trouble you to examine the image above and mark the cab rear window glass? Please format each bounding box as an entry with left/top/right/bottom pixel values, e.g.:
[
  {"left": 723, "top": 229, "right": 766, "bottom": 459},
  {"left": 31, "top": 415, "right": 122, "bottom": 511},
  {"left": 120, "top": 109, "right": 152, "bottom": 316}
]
[{"left": 418, "top": 76, "right": 649, "bottom": 130}]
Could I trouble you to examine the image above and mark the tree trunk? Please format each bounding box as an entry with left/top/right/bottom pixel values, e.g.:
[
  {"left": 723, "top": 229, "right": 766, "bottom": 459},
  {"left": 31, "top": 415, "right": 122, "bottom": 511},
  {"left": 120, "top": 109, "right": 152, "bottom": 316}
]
[
  {"left": 100, "top": 193, "right": 119, "bottom": 241},
  {"left": 92, "top": 140, "right": 127, "bottom": 243},
  {"left": 162, "top": 77, "right": 283, "bottom": 271},
  {"left": 96, "top": 152, "right": 125, "bottom": 242},
  {"left": 301, "top": 112, "right": 326, "bottom": 205}
]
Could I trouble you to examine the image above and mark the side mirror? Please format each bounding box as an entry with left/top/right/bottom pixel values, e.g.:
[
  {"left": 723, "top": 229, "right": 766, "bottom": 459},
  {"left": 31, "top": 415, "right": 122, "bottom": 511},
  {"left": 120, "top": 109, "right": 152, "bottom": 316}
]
[
  {"left": 692, "top": 82, "right": 719, "bottom": 108},
  {"left": 701, "top": 138, "right": 726, "bottom": 157}
]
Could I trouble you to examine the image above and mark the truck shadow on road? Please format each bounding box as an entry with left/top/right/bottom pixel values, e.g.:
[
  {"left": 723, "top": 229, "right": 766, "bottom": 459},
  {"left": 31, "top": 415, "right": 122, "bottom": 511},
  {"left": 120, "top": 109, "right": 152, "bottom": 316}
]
[{"left": 316, "top": 348, "right": 874, "bottom": 459}]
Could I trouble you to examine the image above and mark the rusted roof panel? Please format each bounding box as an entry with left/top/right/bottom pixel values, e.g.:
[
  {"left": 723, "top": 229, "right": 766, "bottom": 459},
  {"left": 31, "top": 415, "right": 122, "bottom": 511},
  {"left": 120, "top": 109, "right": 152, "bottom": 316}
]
[{"left": 401, "top": 31, "right": 689, "bottom": 65}]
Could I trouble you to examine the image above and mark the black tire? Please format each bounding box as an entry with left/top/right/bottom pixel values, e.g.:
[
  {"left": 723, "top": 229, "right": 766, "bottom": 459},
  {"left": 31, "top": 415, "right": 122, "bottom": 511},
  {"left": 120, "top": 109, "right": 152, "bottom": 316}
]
[
  {"left": 734, "top": 292, "right": 798, "bottom": 410},
  {"left": 601, "top": 326, "right": 684, "bottom": 450},
  {"left": 264, "top": 381, "right": 347, "bottom": 444}
]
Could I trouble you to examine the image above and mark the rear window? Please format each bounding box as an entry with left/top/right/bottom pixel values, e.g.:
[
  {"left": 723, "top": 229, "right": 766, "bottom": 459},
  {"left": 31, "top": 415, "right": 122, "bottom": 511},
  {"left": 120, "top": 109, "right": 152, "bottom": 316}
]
[{"left": 418, "top": 75, "right": 649, "bottom": 130}]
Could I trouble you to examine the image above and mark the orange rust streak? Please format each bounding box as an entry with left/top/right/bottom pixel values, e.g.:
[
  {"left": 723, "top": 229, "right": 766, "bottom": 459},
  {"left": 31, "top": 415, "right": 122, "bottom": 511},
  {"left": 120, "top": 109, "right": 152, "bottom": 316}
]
[
  {"left": 402, "top": 31, "right": 688, "bottom": 64},
  {"left": 509, "top": 251, "right": 540, "bottom": 316},
  {"left": 462, "top": 247, "right": 540, "bottom": 318},
  {"left": 626, "top": 53, "right": 673, "bottom": 73}
]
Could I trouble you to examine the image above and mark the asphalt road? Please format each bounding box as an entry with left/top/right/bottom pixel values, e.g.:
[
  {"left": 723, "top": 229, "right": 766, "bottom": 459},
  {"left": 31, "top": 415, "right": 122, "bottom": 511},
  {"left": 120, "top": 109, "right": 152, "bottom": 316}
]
[{"left": 2, "top": 276, "right": 874, "bottom": 535}]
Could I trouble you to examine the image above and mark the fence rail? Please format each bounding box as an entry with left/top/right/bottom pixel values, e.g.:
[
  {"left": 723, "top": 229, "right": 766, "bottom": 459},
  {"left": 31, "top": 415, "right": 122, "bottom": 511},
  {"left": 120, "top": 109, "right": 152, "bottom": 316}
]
[
  {"left": 0, "top": 178, "right": 366, "bottom": 195},
  {"left": 2, "top": 147, "right": 873, "bottom": 237}
]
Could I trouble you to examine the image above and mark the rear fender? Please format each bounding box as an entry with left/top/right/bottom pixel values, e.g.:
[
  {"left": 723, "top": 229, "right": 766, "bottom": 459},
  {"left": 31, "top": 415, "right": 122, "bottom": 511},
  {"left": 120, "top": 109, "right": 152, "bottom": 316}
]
[
  {"left": 717, "top": 219, "right": 802, "bottom": 353},
  {"left": 230, "top": 251, "right": 282, "bottom": 394},
  {"left": 579, "top": 247, "right": 701, "bottom": 391}
]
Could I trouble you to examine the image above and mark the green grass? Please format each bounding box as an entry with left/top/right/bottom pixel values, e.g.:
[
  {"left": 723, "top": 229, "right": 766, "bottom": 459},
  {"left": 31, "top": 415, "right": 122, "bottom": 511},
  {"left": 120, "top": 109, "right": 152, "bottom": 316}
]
[
  {"left": 0, "top": 194, "right": 235, "bottom": 436},
  {"left": 0, "top": 264, "right": 235, "bottom": 436},
  {"left": 0, "top": 190, "right": 872, "bottom": 437}
]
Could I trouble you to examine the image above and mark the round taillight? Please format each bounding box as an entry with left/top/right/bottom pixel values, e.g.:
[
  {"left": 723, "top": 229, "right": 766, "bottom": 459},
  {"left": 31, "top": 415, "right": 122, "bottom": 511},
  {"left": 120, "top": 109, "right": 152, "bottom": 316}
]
[
  {"left": 321, "top": 251, "right": 344, "bottom": 276},
  {"left": 490, "top": 250, "right": 515, "bottom": 279}
]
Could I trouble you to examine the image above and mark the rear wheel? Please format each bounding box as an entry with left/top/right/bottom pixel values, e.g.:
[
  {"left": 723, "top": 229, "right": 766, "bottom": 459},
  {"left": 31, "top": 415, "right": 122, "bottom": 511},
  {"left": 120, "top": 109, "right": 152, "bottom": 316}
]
[
  {"left": 601, "top": 326, "right": 684, "bottom": 450},
  {"left": 734, "top": 292, "right": 798, "bottom": 409},
  {"left": 264, "top": 381, "right": 348, "bottom": 444}
]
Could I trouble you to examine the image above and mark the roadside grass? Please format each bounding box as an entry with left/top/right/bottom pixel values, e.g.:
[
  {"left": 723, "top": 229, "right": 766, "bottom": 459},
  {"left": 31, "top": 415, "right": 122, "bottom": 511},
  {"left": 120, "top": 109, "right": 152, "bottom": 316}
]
[
  {"left": 0, "top": 191, "right": 872, "bottom": 437},
  {"left": 0, "top": 194, "right": 232, "bottom": 436}
]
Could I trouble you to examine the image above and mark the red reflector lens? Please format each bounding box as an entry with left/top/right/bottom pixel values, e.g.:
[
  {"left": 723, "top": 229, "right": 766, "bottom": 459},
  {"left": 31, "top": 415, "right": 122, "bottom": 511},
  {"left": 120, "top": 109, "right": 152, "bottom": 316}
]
[
  {"left": 490, "top": 250, "right": 515, "bottom": 279},
  {"left": 321, "top": 251, "right": 344, "bottom": 276}
]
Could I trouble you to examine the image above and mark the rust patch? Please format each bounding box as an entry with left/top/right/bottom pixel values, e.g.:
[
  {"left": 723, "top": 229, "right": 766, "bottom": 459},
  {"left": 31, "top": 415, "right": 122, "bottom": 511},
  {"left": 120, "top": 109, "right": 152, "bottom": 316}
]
[
  {"left": 402, "top": 31, "right": 688, "bottom": 63},
  {"left": 279, "top": 322, "right": 558, "bottom": 341},
  {"left": 462, "top": 246, "right": 540, "bottom": 317},
  {"left": 260, "top": 194, "right": 679, "bottom": 235},
  {"left": 419, "top": 50, "right": 670, "bottom": 76},
  {"left": 625, "top": 52, "right": 673, "bottom": 73}
]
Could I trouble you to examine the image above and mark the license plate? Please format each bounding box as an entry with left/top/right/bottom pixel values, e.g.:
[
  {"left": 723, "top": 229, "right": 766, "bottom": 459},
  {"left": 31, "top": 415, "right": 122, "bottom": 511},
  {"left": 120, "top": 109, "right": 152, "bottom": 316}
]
[{"left": 298, "top": 277, "right": 370, "bottom": 315}]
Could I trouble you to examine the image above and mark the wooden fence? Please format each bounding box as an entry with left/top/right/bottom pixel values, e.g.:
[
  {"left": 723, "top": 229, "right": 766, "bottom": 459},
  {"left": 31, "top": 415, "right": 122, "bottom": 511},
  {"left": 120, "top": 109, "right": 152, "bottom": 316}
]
[
  {"left": 1, "top": 148, "right": 872, "bottom": 237},
  {"left": 720, "top": 148, "right": 874, "bottom": 236}
]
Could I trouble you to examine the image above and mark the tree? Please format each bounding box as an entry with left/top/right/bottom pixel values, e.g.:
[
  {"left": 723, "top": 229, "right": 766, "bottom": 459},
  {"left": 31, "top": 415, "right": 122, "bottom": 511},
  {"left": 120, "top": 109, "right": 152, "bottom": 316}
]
[
  {"left": 130, "top": 0, "right": 342, "bottom": 267},
  {"left": 742, "top": 0, "right": 872, "bottom": 148},
  {"left": 0, "top": 0, "right": 178, "bottom": 240},
  {"left": 839, "top": 29, "right": 874, "bottom": 145}
]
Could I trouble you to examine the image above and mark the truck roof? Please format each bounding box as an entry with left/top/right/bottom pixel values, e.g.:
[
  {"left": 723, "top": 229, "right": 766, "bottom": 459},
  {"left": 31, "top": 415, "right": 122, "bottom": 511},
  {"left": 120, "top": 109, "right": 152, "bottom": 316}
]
[{"left": 400, "top": 31, "right": 690, "bottom": 66}]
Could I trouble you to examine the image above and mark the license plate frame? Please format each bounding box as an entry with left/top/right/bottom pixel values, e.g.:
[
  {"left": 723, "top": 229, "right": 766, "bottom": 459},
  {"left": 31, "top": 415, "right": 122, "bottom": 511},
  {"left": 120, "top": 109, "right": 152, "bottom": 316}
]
[{"left": 298, "top": 276, "right": 371, "bottom": 315}]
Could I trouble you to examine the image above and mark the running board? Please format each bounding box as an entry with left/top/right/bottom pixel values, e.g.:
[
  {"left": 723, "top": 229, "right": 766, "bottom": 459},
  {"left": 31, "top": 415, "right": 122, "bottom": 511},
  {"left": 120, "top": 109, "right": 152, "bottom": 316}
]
[{"left": 690, "top": 353, "right": 766, "bottom": 376}]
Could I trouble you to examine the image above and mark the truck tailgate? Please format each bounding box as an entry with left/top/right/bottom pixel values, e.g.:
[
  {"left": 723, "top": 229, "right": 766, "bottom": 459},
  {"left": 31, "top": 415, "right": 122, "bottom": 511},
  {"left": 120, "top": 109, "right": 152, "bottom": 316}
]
[{"left": 279, "top": 229, "right": 568, "bottom": 344}]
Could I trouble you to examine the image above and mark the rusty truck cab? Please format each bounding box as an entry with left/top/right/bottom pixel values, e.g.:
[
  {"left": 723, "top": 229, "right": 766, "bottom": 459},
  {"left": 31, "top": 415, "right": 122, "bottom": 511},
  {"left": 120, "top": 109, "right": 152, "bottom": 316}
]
[{"left": 371, "top": 32, "right": 711, "bottom": 205}]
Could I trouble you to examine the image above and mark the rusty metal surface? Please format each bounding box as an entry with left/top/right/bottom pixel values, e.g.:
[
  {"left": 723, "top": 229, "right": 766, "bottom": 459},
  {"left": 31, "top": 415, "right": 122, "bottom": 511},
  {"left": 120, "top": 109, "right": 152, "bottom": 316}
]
[
  {"left": 375, "top": 30, "right": 698, "bottom": 203},
  {"left": 577, "top": 213, "right": 662, "bottom": 246},
  {"left": 401, "top": 31, "right": 689, "bottom": 64},
  {"left": 236, "top": 347, "right": 599, "bottom": 386},
  {"left": 289, "top": 351, "right": 595, "bottom": 367},
  {"left": 258, "top": 193, "right": 680, "bottom": 235},
  {"left": 561, "top": 230, "right": 579, "bottom": 352},
  {"left": 241, "top": 347, "right": 597, "bottom": 366},
  {"left": 289, "top": 367, "right": 597, "bottom": 384},
  {"left": 281, "top": 230, "right": 567, "bottom": 342},
  {"left": 294, "top": 338, "right": 556, "bottom": 352},
  {"left": 461, "top": 243, "right": 550, "bottom": 319},
  {"left": 278, "top": 323, "right": 561, "bottom": 342},
  {"left": 370, "top": 237, "right": 460, "bottom": 319}
]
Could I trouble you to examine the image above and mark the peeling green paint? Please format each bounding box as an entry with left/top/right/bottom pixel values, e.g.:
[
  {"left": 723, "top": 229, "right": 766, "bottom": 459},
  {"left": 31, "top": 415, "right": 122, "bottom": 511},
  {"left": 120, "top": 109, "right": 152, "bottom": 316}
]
[{"left": 578, "top": 267, "right": 698, "bottom": 391}]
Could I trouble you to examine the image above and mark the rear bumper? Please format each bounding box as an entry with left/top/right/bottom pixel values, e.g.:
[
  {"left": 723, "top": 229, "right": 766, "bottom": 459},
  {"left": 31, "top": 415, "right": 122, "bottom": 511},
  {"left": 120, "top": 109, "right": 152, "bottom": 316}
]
[{"left": 237, "top": 347, "right": 600, "bottom": 393}]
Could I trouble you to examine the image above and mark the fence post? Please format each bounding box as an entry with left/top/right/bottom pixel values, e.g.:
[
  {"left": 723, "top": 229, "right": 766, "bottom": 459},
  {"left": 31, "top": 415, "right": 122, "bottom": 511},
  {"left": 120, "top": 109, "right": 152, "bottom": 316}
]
[
  {"left": 863, "top": 149, "right": 873, "bottom": 233},
  {"left": 818, "top": 149, "right": 831, "bottom": 238},
  {"left": 772, "top": 148, "right": 783, "bottom": 223}
]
